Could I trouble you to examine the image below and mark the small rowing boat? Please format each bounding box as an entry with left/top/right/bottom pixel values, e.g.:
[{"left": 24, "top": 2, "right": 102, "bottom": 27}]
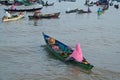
[
  {"left": 42, "top": 32, "right": 94, "bottom": 70},
  {"left": 2, "top": 14, "right": 24, "bottom": 22},
  {"left": 28, "top": 12, "right": 60, "bottom": 19}
]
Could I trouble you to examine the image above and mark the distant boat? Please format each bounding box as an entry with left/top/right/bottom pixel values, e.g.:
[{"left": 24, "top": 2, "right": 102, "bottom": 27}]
[
  {"left": 4, "top": 4, "right": 43, "bottom": 12},
  {"left": 2, "top": 14, "right": 24, "bottom": 22},
  {"left": 28, "top": 12, "right": 60, "bottom": 19},
  {"left": 65, "top": 8, "right": 79, "bottom": 13},
  {"left": 4, "top": 7, "right": 43, "bottom": 12},
  {"left": 42, "top": 32, "right": 94, "bottom": 70}
]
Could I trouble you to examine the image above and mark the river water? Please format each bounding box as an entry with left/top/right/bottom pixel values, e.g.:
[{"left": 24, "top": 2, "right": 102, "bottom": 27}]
[{"left": 0, "top": 0, "right": 120, "bottom": 80}]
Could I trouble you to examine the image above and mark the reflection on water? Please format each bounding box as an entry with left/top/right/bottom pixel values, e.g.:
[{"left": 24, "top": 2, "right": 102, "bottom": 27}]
[{"left": 33, "top": 19, "right": 38, "bottom": 26}]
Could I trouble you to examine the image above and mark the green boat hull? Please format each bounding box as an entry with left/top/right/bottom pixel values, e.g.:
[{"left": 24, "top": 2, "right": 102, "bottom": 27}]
[{"left": 43, "top": 32, "right": 94, "bottom": 70}]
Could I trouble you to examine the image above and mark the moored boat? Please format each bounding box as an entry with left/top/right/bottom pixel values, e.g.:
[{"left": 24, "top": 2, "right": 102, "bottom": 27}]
[
  {"left": 28, "top": 12, "right": 60, "bottom": 19},
  {"left": 42, "top": 32, "right": 94, "bottom": 70}
]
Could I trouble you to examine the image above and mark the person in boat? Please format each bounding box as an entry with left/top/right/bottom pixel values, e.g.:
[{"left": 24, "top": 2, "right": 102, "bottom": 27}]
[
  {"left": 48, "top": 37, "right": 55, "bottom": 45},
  {"left": 65, "top": 43, "right": 89, "bottom": 64},
  {"left": 9, "top": 4, "right": 16, "bottom": 10},
  {"left": 102, "top": 5, "right": 108, "bottom": 11},
  {"left": 109, "top": 1, "right": 113, "bottom": 6},
  {"left": 48, "top": 37, "right": 59, "bottom": 51},
  {"left": 5, "top": 11, "right": 12, "bottom": 18},
  {"left": 18, "top": 12, "right": 23, "bottom": 16},
  {"left": 87, "top": 7, "right": 91, "bottom": 13},
  {"left": 97, "top": 7, "right": 102, "bottom": 14},
  {"left": 65, "top": 43, "right": 83, "bottom": 62},
  {"left": 33, "top": 10, "right": 40, "bottom": 18}
]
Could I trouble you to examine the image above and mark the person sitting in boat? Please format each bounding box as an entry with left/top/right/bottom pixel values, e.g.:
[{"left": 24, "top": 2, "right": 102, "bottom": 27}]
[
  {"left": 109, "top": 1, "right": 113, "bottom": 6},
  {"left": 5, "top": 11, "right": 12, "bottom": 18},
  {"left": 18, "top": 12, "right": 23, "bottom": 15},
  {"left": 9, "top": 4, "right": 16, "bottom": 10},
  {"left": 17, "top": 12, "right": 23, "bottom": 17},
  {"left": 65, "top": 43, "right": 83, "bottom": 62},
  {"left": 33, "top": 10, "right": 40, "bottom": 17},
  {"left": 102, "top": 5, "right": 108, "bottom": 11},
  {"left": 48, "top": 37, "right": 55, "bottom": 45},
  {"left": 48, "top": 37, "right": 59, "bottom": 51},
  {"left": 87, "top": 7, "right": 91, "bottom": 13},
  {"left": 97, "top": 7, "right": 102, "bottom": 15}
]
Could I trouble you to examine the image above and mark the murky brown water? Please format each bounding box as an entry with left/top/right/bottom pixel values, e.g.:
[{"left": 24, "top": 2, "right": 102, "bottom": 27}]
[{"left": 0, "top": 0, "right": 120, "bottom": 80}]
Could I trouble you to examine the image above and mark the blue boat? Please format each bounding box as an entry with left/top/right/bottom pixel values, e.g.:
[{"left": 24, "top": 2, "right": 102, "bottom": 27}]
[{"left": 42, "top": 32, "right": 94, "bottom": 70}]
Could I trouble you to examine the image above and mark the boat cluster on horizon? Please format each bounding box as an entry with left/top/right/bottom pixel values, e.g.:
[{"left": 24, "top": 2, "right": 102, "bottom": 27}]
[
  {"left": 1, "top": 0, "right": 120, "bottom": 22},
  {"left": 1, "top": 0, "right": 57, "bottom": 22}
]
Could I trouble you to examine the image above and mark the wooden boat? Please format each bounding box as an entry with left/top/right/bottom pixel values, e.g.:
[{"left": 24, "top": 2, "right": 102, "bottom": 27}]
[
  {"left": 66, "top": 8, "right": 79, "bottom": 13},
  {"left": 28, "top": 12, "right": 60, "bottom": 19},
  {"left": 4, "top": 7, "right": 43, "bottom": 12},
  {"left": 2, "top": 14, "right": 24, "bottom": 22},
  {"left": 42, "top": 32, "right": 94, "bottom": 70}
]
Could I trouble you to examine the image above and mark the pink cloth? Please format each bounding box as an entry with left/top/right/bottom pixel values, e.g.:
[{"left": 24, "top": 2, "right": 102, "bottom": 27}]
[
  {"left": 70, "top": 43, "right": 83, "bottom": 62},
  {"left": 10, "top": 5, "right": 16, "bottom": 10},
  {"left": 52, "top": 45, "right": 59, "bottom": 51}
]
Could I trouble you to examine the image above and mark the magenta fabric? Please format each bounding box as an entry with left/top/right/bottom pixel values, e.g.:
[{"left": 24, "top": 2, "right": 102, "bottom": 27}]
[
  {"left": 70, "top": 43, "right": 83, "bottom": 62},
  {"left": 10, "top": 5, "right": 16, "bottom": 10}
]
